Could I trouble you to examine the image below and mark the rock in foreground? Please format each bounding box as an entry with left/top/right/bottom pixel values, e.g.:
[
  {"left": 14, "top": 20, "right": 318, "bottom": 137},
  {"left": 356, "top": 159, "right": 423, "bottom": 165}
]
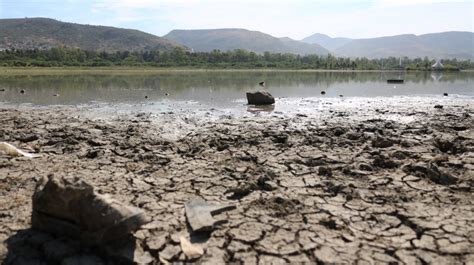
[
  {"left": 32, "top": 174, "right": 150, "bottom": 245},
  {"left": 246, "top": 91, "right": 275, "bottom": 105}
]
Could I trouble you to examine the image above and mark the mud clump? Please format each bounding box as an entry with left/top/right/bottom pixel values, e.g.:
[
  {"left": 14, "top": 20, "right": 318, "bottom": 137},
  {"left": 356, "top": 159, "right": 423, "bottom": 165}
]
[{"left": 249, "top": 197, "right": 302, "bottom": 217}]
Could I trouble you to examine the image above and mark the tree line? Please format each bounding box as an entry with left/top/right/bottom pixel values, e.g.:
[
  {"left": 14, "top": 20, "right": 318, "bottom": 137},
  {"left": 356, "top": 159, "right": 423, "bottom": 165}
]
[{"left": 0, "top": 47, "right": 472, "bottom": 70}]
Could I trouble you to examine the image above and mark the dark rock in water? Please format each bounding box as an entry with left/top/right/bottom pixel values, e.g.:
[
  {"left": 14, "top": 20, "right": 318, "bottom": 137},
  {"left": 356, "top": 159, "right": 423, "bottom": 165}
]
[
  {"left": 246, "top": 91, "right": 275, "bottom": 105},
  {"left": 339, "top": 95, "right": 343, "bottom": 97},
  {"left": 434, "top": 105, "right": 443, "bottom": 109},
  {"left": 20, "top": 89, "right": 25, "bottom": 94},
  {"left": 144, "top": 95, "right": 148, "bottom": 99},
  {"left": 443, "top": 93, "right": 448, "bottom": 96},
  {"left": 32, "top": 175, "right": 150, "bottom": 245},
  {"left": 321, "top": 91, "right": 326, "bottom": 95}
]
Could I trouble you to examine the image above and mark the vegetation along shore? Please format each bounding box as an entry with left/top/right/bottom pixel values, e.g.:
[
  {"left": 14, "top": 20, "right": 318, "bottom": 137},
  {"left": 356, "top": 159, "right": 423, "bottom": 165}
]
[{"left": 1, "top": 48, "right": 472, "bottom": 70}]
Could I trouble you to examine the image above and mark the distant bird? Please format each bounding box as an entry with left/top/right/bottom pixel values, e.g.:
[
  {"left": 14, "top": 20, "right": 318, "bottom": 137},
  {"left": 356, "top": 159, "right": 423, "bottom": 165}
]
[
  {"left": 259, "top": 81, "right": 265, "bottom": 87},
  {"left": 164, "top": 93, "right": 169, "bottom": 96},
  {"left": 321, "top": 91, "right": 326, "bottom": 95},
  {"left": 443, "top": 93, "right": 448, "bottom": 96},
  {"left": 144, "top": 95, "right": 148, "bottom": 99},
  {"left": 20, "top": 89, "right": 25, "bottom": 94},
  {"left": 339, "top": 94, "right": 343, "bottom": 97}
]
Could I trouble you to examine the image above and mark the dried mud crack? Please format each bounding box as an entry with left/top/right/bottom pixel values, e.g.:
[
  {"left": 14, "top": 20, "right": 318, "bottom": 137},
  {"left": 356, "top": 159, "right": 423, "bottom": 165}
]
[{"left": 0, "top": 105, "right": 473, "bottom": 264}]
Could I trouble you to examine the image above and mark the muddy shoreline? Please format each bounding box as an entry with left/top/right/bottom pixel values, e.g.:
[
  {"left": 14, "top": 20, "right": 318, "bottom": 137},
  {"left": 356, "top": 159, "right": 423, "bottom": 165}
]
[{"left": 0, "top": 101, "right": 473, "bottom": 264}]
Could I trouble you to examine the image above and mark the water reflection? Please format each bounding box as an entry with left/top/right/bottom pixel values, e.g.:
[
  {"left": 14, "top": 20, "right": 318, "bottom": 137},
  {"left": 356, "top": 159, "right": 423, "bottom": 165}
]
[
  {"left": 0, "top": 71, "right": 473, "bottom": 106},
  {"left": 247, "top": 104, "right": 275, "bottom": 113}
]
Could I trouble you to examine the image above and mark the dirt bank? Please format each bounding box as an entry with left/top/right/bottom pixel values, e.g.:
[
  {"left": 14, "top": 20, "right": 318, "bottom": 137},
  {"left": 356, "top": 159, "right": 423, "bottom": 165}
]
[{"left": 0, "top": 102, "right": 473, "bottom": 264}]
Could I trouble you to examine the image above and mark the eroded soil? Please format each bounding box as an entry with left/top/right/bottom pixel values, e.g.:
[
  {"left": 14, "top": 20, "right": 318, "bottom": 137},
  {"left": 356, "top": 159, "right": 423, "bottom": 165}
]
[{"left": 0, "top": 102, "right": 473, "bottom": 264}]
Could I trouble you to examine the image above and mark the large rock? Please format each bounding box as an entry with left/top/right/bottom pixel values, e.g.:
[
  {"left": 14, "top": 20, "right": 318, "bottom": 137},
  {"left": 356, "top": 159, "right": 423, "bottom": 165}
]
[
  {"left": 32, "top": 175, "right": 150, "bottom": 245},
  {"left": 246, "top": 91, "right": 275, "bottom": 105}
]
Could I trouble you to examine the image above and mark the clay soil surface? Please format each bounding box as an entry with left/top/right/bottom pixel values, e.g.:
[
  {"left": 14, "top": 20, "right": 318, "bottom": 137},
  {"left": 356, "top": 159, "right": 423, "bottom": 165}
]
[{"left": 0, "top": 99, "right": 473, "bottom": 264}]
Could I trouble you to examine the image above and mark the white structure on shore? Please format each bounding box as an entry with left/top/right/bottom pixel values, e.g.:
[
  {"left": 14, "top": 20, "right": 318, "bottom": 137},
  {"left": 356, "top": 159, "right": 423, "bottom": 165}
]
[{"left": 432, "top": 59, "right": 444, "bottom": 69}]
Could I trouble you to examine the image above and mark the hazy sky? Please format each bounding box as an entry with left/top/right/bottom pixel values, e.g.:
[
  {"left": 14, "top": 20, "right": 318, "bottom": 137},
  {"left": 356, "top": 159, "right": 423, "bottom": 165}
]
[{"left": 1, "top": 0, "right": 473, "bottom": 39}]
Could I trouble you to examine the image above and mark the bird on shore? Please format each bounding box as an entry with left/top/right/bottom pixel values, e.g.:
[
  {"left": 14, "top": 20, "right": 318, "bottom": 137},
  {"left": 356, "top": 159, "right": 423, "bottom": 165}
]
[{"left": 259, "top": 81, "right": 265, "bottom": 87}]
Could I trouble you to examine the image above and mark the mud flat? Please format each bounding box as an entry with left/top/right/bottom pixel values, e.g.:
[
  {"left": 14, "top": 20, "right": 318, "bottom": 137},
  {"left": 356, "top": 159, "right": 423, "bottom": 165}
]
[{"left": 0, "top": 97, "right": 473, "bottom": 264}]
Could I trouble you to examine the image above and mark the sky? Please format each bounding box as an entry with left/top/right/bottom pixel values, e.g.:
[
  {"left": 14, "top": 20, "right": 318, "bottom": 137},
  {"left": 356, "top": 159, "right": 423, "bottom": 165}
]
[{"left": 0, "top": 0, "right": 473, "bottom": 39}]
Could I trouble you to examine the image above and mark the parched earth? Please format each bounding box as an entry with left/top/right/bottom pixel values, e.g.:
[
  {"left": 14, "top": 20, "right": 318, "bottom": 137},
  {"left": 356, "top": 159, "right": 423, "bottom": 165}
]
[{"left": 0, "top": 102, "right": 473, "bottom": 264}]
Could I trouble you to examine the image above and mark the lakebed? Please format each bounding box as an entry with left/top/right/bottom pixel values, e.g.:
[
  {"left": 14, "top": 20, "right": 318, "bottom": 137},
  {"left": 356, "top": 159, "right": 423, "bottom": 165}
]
[{"left": 0, "top": 95, "right": 473, "bottom": 264}]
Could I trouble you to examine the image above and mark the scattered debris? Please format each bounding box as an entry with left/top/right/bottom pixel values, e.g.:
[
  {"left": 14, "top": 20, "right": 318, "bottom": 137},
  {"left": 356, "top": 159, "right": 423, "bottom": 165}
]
[
  {"left": 0, "top": 141, "right": 41, "bottom": 158},
  {"left": 32, "top": 174, "right": 150, "bottom": 245},
  {"left": 180, "top": 236, "right": 204, "bottom": 259},
  {"left": 246, "top": 91, "right": 275, "bottom": 105},
  {"left": 185, "top": 198, "right": 236, "bottom": 232}
]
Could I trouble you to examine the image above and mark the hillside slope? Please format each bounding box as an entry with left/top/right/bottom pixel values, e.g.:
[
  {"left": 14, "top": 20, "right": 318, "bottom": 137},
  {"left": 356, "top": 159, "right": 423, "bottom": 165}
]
[
  {"left": 333, "top": 31, "right": 474, "bottom": 59},
  {"left": 0, "top": 18, "right": 182, "bottom": 52}
]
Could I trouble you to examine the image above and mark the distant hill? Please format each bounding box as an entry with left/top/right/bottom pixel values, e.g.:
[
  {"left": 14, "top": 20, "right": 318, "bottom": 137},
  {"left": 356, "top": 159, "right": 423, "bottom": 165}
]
[
  {"left": 332, "top": 31, "right": 474, "bottom": 59},
  {"left": 164, "top": 29, "right": 329, "bottom": 55},
  {"left": 301, "top": 33, "right": 352, "bottom": 50},
  {"left": 0, "top": 18, "right": 183, "bottom": 52}
]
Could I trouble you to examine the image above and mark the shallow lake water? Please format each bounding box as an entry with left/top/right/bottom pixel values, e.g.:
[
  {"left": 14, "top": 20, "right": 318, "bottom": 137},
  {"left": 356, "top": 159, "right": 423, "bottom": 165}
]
[{"left": 0, "top": 70, "right": 473, "bottom": 117}]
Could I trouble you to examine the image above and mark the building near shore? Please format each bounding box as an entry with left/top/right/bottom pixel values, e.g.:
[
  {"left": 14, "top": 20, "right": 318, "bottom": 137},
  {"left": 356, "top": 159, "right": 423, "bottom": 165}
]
[{"left": 432, "top": 59, "right": 444, "bottom": 70}]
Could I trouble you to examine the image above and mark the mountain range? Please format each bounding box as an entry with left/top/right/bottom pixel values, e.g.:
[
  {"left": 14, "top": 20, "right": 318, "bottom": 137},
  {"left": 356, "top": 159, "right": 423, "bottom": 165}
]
[
  {"left": 302, "top": 32, "right": 474, "bottom": 59},
  {"left": 0, "top": 18, "right": 181, "bottom": 52},
  {"left": 0, "top": 18, "right": 473, "bottom": 59},
  {"left": 302, "top": 33, "right": 352, "bottom": 50},
  {"left": 164, "top": 29, "right": 329, "bottom": 55}
]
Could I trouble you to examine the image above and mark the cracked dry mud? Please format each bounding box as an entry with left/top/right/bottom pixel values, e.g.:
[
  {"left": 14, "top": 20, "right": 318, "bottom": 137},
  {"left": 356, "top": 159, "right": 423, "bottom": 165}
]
[{"left": 0, "top": 103, "right": 473, "bottom": 264}]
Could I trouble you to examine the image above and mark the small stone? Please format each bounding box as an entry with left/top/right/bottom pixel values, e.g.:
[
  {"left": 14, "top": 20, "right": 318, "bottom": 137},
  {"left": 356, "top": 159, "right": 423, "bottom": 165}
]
[
  {"left": 318, "top": 166, "right": 332, "bottom": 177},
  {"left": 372, "top": 137, "right": 394, "bottom": 148},
  {"left": 180, "top": 236, "right": 204, "bottom": 259},
  {"left": 434, "top": 105, "right": 443, "bottom": 109},
  {"left": 159, "top": 244, "right": 181, "bottom": 261}
]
